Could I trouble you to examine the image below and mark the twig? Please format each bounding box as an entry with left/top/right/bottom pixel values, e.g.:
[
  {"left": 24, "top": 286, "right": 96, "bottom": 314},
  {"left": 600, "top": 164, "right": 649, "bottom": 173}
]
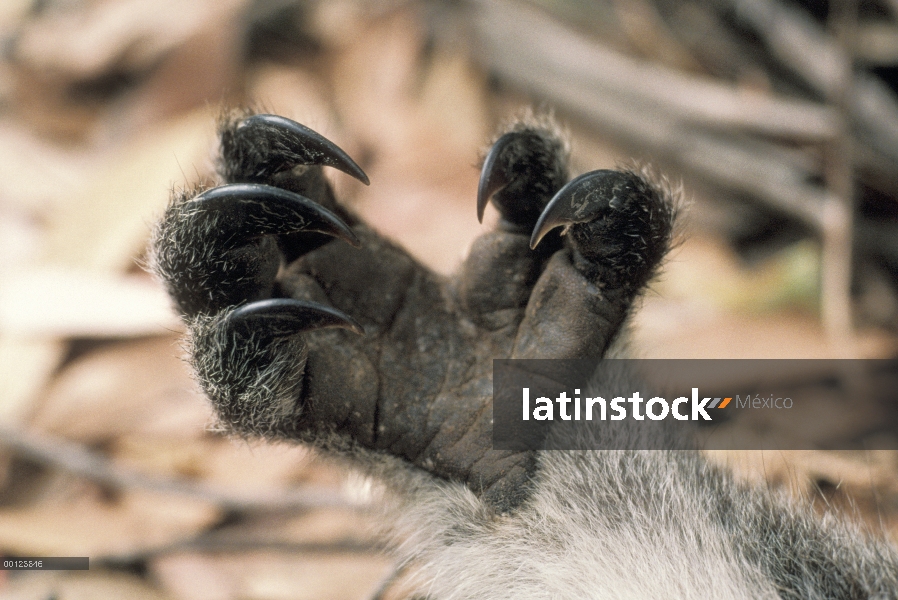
[
  {"left": 0, "top": 425, "right": 367, "bottom": 512},
  {"left": 93, "top": 533, "right": 382, "bottom": 567},
  {"left": 470, "top": 0, "right": 829, "bottom": 228},
  {"left": 368, "top": 561, "right": 413, "bottom": 600},
  {"left": 473, "top": 0, "right": 838, "bottom": 141},
  {"left": 724, "top": 0, "right": 898, "bottom": 172},
  {"left": 820, "top": 0, "right": 858, "bottom": 354}
]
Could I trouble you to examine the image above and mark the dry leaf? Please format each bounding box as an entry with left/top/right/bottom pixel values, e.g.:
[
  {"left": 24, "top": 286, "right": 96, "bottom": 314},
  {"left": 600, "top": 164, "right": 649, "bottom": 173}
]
[
  {"left": 0, "top": 489, "right": 218, "bottom": 557},
  {"left": 2, "top": 570, "right": 172, "bottom": 600},
  {"left": 42, "top": 109, "right": 216, "bottom": 272},
  {"left": 152, "top": 551, "right": 391, "bottom": 600},
  {"left": 0, "top": 337, "right": 66, "bottom": 425},
  {"left": 31, "top": 336, "right": 209, "bottom": 442},
  {"left": 0, "top": 269, "right": 179, "bottom": 338}
]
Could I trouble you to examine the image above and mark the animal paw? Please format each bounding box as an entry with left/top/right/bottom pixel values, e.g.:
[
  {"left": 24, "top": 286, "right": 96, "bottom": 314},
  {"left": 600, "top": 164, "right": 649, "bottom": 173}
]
[{"left": 151, "top": 112, "right": 677, "bottom": 511}]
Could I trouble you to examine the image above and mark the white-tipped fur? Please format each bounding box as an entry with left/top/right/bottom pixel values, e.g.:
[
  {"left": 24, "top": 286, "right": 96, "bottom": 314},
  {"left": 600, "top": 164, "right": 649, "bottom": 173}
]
[
  {"left": 368, "top": 443, "right": 897, "bottom": 599},
  {"left": 395, "top": 470, "right": 765, "bottom": 599}
]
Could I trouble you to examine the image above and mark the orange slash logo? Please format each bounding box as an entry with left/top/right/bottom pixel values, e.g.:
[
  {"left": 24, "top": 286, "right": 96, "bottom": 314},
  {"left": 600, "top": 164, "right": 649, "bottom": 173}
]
[{"left": 709, "top": 397, "right": 731, "bottom": 409}]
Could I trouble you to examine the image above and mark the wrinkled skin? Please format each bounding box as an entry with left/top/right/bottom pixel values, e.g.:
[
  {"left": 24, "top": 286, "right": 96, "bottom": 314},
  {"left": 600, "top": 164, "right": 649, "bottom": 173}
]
[{"left": 150, "top": 112, "right": 675, "bottom": 512}]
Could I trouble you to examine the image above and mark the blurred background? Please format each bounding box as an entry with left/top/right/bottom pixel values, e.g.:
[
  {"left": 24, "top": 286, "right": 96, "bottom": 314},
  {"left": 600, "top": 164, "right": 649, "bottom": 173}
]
[{"left": 0, "top": 0, "right": 897, "bottom": 597}]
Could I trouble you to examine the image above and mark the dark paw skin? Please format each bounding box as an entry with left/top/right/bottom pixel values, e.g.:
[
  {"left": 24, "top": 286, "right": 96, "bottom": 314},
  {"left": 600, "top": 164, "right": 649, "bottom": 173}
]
[{"left": 150, "top": 111, "right": 677, "bottom": 512}]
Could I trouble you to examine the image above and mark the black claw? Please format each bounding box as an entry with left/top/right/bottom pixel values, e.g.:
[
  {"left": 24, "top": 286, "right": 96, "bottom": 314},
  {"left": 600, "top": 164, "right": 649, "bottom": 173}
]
[
  {"left": 477, "top": 132, "right": 517, "bottom": 223},
  {"left": 476, "top": 129, "right": 568, "bottom": 229},
  {"left": 227, "top": 298, "right": 365, "bottom": 338},
  {"left": 530, "top": 170, "right": 629, "bottom": 249},
  {"left": 237, "top": 114, "right": 370, "bottom": 185},
  {"left": 186, "top": 183, "right": 361, "bottom": 247}
]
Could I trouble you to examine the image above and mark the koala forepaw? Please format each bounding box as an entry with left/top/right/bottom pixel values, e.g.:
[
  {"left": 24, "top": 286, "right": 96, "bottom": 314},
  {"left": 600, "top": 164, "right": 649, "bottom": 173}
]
[{"left": 153, "top": 111, "right": 676, "bottom": 511}]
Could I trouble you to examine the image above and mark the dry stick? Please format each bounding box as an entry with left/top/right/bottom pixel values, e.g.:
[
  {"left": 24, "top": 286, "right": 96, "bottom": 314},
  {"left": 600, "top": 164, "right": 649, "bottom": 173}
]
[
  {"left": 476, "top": 0, "right": 838, "bottom": 141},
  {"left": 0, "top": 426, "right": 366, "bottom": 512},
  {"left": 888, "top": 0, "right": 898, "bottom": 21},
  {"left": 471, "top": 0, "right": 829, "bottom": 229},
  {"left": 368, "top": 562, "right": 413, "bottom": 600},
  {"left": 821, "top": 0, "right": 859, "bottom": 355},
  {"left": 724, "top": 0, "right": 898, "bottom": 172},
  {"left": 652, "top": 0, "right": 779, "bottom": 84},
  {"left": 472, "top": 0, "right": 898, "bottom": 197},
  {"left": 93, "top": 534, "right": 382, "bottom": 567}
]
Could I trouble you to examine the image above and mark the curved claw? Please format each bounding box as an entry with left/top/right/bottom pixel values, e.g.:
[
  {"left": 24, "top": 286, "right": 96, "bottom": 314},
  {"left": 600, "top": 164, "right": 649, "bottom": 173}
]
[
  {"left": 237, "top": 114, "right": 370, "bottom": 185},
  {"left": 530, "top": 170, "right": 631, "bottom": 249},
  {"left": 227, "top": 298, "right": 365, "bottom": 338},
  {"left": 187, "top": 183, "right": 361, "bottom": 247},
  {"left": 477, "top": 132, "right": 517, "bottom": 223}
]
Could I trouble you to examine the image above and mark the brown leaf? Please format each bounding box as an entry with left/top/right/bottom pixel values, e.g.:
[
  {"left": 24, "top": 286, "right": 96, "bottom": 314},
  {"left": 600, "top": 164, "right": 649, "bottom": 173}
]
[
  {"left": 152, "top": 551, "right": 391, "bottom": 600},
  {"left": 0, "top": 269, "right": 180, "bottom": 339},
  {"left": 42, "top": 109, "right": 216, "bottom": 272},
  {"left": 2, "top": 570, "right": 173, "bottom": 600},
  {"left": 31, "top": 336, "right": 210, "bottom": 442},
  {"left": 0, "top": 489, "right": 218, "bottom": 557}
]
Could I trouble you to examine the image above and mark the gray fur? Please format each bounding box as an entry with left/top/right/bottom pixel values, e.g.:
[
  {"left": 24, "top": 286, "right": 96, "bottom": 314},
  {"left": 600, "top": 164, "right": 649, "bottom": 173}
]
[{"left": 374, "top": 446, "right": 898, "bottom": 599}]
